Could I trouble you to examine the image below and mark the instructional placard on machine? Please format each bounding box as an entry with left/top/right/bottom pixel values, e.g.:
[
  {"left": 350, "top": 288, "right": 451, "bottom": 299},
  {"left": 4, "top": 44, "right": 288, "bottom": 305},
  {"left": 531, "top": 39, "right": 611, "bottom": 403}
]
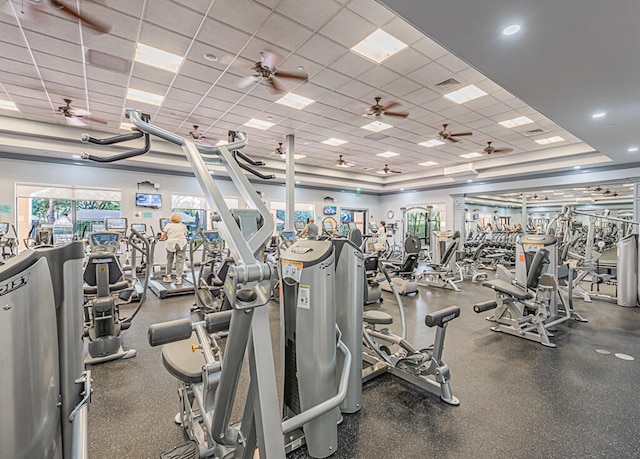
[
  {"left": 282, "top": 260, "right": 303, "bottom": 283},
  {"left": 297, "top": 285, "right": 310, "bottom": 309}
]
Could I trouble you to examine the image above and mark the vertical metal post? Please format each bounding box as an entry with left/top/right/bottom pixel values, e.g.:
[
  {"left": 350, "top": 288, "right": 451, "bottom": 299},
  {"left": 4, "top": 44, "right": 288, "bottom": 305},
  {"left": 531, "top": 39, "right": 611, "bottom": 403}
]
[
  {"left": 285, "top": 134, "right": 295, "bottom": 230},
  {"left": 521, "top": 194, "right": 528, "bottom": 226}
]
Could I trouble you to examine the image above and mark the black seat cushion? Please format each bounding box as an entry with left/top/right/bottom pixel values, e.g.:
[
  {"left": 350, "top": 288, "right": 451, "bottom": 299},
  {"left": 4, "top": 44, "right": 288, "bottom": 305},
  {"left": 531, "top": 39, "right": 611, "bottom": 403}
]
[
  {"left": 482, "top": 279, "right": 533, "bottom": 300},
  {"left": 162, "top": 333, "right": 205, "bottom": 384}
]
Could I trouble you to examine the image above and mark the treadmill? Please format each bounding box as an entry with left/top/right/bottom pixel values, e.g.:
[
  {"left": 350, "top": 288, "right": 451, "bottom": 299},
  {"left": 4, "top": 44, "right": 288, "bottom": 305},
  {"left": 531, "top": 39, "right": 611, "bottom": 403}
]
[{"left": 148, "top": 218, "right": 195, "bottom": 298}]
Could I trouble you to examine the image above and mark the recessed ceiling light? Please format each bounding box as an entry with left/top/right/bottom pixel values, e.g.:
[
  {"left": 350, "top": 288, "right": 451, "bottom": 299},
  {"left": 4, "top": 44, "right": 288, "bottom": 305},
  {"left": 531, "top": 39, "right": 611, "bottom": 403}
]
[
  {"left": 297, "top": 66, "right": 304, "bottom": 71},
  {"left": 362, "top": 121, "right": 393, "bottom": 132},
  {"left": 628, "top": 147, "right": 638, "bottom": 152},
  {"left": 0, "top": 100, "right": 19, "bottom": 111},
  {"left": 400, "top": 188, "right": 405, "bottom": 191},
  {"left": 295, "top": 180, "right": 300, "bottom": 184},
  {"left": 444, "top": 84, "right": 488, "bottom": 104},
  {"left": 351, "top": 29, "right": 408, "bottom": 63},
  {"left": 592, "top": 112, "right": 606, "bottom": 119},
  {"left": 534, "top": 136, "right": 565, "bottom": 145},
  {"left": 467, "top": 179, "right": 473, "bottom": 183},
  {"left": 293, "top": 154, "right": 306, "bottom": 159},
  {"left": 135, "top": 43, "right": 183, "bottom": 73},
  {"left": 460, "top": 152, "right": 483, "bottom": 159},
  {"left": 203, "top": 53, "right": 219, "bottom": 62},
  {"left": 419, "top": 161, "right": 439, "bottom": 167},
  {"left": 377, "top": 151, "right": 399, "bottom": 158},
  {"left": 322, "top": 137, "right": 348, "bottom": 146},
  {"left": 573, "top": 165, "right": 581, "bottom": 169},
  {"left": 503, "top": 24, "right": 521, "bottom": 35},
  {"left": 244, "top": 118, "right": 274, "bottom": 130},
  {"left": 127, "top": 88, "right": 164, "bottom": 106},
  {"left": 499, "top": 116, "right": 534, "bottom": 128},
  {"left": 275, "top": 92, "right": 315, "bottom": 110},
  {"left": 336, "top": 163, "right": 352, "bottom": 168},
  {"left": 418, "top": 139, "right": 445, "bottom": 148}
]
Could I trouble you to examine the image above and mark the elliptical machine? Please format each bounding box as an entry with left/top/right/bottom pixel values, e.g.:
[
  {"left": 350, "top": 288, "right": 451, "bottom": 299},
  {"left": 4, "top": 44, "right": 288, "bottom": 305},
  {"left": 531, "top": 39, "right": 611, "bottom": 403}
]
[{"left": 82, "top": 227, "right": 152, "bottom": 364}]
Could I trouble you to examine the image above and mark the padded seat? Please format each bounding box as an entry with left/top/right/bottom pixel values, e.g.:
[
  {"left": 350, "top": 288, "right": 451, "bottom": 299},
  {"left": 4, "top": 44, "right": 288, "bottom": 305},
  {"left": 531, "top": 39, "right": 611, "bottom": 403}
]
[
  {"left": 161, "top": 332, "right": 206, "bottom": 384},
  {"left": 482, "top": 279, "right": 533, "bottom": 300},
  {"left": 363, "top": 310, "right": 393, "bottom": 325}
]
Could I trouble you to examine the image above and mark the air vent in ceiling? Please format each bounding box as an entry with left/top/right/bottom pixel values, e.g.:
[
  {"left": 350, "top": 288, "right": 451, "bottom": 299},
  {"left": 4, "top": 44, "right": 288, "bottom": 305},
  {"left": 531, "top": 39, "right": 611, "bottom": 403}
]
[
  {"left": 434, "top": 78, "right": 462, "bottom": 91},
  {"left": 86, "top": 49, "right": 132, "bottom": 74},
  {"left": 364, "top": 133, "right": 388, "bottom": 141},
  {"left": 523, "top": 128, "right": 547, "bottom": 136}
]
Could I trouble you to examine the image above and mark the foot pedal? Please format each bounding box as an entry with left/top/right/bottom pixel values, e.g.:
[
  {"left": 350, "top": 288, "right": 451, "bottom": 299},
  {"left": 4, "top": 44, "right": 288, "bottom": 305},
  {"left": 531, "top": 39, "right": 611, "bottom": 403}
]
[{"left": 160, "top": 441, "right": 199, "bottom": 459}]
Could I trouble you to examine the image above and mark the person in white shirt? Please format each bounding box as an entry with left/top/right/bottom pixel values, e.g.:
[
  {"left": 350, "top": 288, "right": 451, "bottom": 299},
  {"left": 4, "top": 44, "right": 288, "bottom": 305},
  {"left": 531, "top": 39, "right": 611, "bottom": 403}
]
[
  {"left": 373, "top": 220, "right": 387, "bottom": 253},
  {"left": 160, "top": 213, "right": 188, "bottom": 285}
]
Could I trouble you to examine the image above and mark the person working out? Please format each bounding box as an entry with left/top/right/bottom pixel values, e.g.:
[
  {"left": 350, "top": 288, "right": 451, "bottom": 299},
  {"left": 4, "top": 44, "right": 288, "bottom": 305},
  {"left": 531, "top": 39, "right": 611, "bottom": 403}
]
[
  {"left": 299, "top": 217, "right": 320, "bottom": 240},
  {"left": 159, "top": 213, "right": 188, "bottom": 285},
  {"left": 510, "top": 222, "right": 525, "bottom": 235},
  {"left": 373, "top": 220, "right": 387, "bottom": 253}
]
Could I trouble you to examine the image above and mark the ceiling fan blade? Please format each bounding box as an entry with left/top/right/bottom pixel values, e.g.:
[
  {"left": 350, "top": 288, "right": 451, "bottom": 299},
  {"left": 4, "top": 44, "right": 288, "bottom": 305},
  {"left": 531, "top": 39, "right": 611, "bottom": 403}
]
[
  {"left": 80, "top": 115, "right": 107, "bottom": 125},
  {"left": 274, "top": 70, "right": 308, "bottom": 81},
  {"left": 50, "top": 0, "right": 111, "bottom": 33},
  {"left": 237, "top": 75, "right": 259, "bottom": 88},
  {"left": 266, "top": 78, "right": 285, "bottom": 94},
  {"left": 450, "top": 131, "right": 473, "bottom": 137},
  {"left": 493, "top": 148, "right": 513, "bottom": 153},
  {"left": 446, "top": 137, "right": 460, "bottom": 143},
  {"left": 69, "top": 107, "right": 91, "bottom": 117},
  {"left": 383, "top": 111, "right": 408, "bottom": 118},
  {"left": 381, "top": 101, "right": 400, "bottom": 111},
  {"left": 259, "top": 51, "right": 282, "bottom": 72},
  {"left": 65, "top": 116, "right": 86, "bottom": 127}
]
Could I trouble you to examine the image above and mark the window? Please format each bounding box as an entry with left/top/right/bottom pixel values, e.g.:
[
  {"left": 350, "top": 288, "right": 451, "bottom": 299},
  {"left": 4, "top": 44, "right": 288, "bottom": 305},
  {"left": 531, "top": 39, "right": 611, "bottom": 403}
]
[
  {"left": 16, "top": 184, "right": 121, "bottom": 247},
  {"left": 171, "top": 194, "right": 240, "bottom": 237},
  {"left": 269, "top": 201, "right": 315, "bottom": 233}
]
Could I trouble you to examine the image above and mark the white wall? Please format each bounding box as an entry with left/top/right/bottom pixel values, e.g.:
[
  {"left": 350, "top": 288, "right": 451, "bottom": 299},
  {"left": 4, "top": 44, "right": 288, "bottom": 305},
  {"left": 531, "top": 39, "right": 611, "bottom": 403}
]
[{"left": 0, "top": 157, "right": 382, "bottom": 231}]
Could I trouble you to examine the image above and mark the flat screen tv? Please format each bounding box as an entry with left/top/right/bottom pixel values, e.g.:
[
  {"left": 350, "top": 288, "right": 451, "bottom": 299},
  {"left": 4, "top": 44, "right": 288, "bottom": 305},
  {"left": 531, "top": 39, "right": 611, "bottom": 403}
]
[
  {"left": 136, "top": 192, "right": 162, "bottom": 209},
  {"left": 323, "top": 205, "right": 337, "bottom": 215}
]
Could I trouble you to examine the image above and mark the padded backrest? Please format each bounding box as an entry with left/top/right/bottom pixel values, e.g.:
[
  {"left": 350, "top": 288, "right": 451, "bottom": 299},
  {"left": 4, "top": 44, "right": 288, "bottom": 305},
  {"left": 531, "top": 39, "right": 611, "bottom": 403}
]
[
  {"left": 399, "top": 253, "right": 418, "bottom": 273},
  {"left": 404, "top": 236, "right": 421, "bottom": 254},
  {"left": 441, "top": 239, "right": 459, "bottom": 265},
  {"left": 348, "top": 228, "right": 363, "bottom": 248},
  {"left": 364, "top": 254, "right": 379, "bottom": 272},
  {"left": 526, "top": 248, "right": 550, "bottom": 289},
  {"left": 83, "top": 254, "right": 124, "bottom": 286},
  {"left": 473, "top": 243, "right": 486, "bottom": 260}
]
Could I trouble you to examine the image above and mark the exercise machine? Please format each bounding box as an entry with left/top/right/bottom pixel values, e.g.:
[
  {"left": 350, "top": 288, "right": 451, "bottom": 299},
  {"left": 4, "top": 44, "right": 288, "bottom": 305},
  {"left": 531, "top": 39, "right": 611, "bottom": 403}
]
[
  {"left": 0, "top": 221, "right": 18, "bottom": 258},
  {"left": 1, "top": 242, "right": 91, "bottom": 458},
  {"left": 149, "top": 217, "right": 196, "bottom": 298},
  {"left": 85, "top": 109, "right": 337, "bottom": 458},
  {"left": 379, "top": 236, "right": 420, "bottom": 295},
  {"left": 82, "top": 229, "right": 151, "bottom": 364},
  {"left": 418, "top": 231, "right": 462, "bottom": 292},
  {"left": 190, "top": 229, "right": 229, "bottom": 317},
  {"left": 474, "top": 234, "right": 586, "bottom": 347}
]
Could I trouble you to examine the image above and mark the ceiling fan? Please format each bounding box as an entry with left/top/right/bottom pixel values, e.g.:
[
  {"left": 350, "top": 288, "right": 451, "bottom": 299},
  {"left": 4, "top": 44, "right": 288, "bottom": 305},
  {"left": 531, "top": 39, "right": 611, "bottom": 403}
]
[
  {"left": 57, "top": 99, "right": 106, "bottom": 127},
  {"left": 335, "top": 155, "right": 355, "bottom": 168},
  {"left": 381, "top": 164, "right": 401, "bottom": 174},
  {"left": 238, "top": 51, "right": 308, "bottom": 93},
  {"left": 188, "top": 125, "right": 206, "bottom": 141},
  {"left": 6, "top": 0, "right": 111, "bottom": 33},
  {"left": 484, "top": 141, "right": 513, "bottom": 154},
  {"left": 363, "top": 97, "right": 408, "bottom": 118},
  {"left": 438, "top": 124, "right": 472, "bottom": 143},
  {"left": 272, "top": 142, "right": 286, "bottom": 159}
]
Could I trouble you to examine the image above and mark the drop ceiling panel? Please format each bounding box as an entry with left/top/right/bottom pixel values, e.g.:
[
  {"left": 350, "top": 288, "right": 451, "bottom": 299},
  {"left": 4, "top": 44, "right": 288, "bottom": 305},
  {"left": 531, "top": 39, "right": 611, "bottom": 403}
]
[
  {"left": 347, "top": 0, "right": 396, "bottom": 26},
  {"left": 412, "top": 37, "right": 449, "bottom": 61},
  {"left": 319, "top": 9, "right": 376, "bottom": 48},
  {"left": 144, "top": 0, "right": 205, "bottom": 37},
  {"left": 357, "top": 66, "right": 399, "bottom": 88},
  {"left": 312, "top": 68, "right": 352, "bottom": 90},
  {"left": 296, "top": 34, "right": 347, "bottom": 66},
  {"left": 211, "top": 0, "right": 272, "bottom": 31},
  {"left": 330, "top": 52, "right": 376, "bottom": 77},
  {"left": 132, "top": 64, "right": 177, "bottom": 86},
  {"left": 197, "top": 19, "right": 252, "bottom": 55},
  {"left": 256, "top": 14, "right": 312, "bottom": 52},
  {"left": 277, "top": 0, "right": 343, "bottom": 30},
  {"left": 24, "top": 33, "right": 82, "bottom": 59}
]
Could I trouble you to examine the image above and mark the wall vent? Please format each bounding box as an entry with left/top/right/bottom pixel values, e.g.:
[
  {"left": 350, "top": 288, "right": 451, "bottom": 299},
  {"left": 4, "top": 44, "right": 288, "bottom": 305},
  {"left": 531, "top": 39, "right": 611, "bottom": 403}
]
[
  {"left": 86, "top": 49, "right": 132, "bottom": 74},
  {"left": 434, "top": 78, "right": 462, "bottom": 91}
]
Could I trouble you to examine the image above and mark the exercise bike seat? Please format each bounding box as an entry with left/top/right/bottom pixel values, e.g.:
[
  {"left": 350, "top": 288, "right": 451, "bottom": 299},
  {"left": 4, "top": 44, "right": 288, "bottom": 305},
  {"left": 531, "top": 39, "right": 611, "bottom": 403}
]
[
  {"left": 162, "top": 333, "right": 206, "bottom": 384},
  {"left": 482, "top": 279, "right": 533, "bottom": 300},
  {"left": 363, "top": 310, "right": 393, "bottom": 325}
]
